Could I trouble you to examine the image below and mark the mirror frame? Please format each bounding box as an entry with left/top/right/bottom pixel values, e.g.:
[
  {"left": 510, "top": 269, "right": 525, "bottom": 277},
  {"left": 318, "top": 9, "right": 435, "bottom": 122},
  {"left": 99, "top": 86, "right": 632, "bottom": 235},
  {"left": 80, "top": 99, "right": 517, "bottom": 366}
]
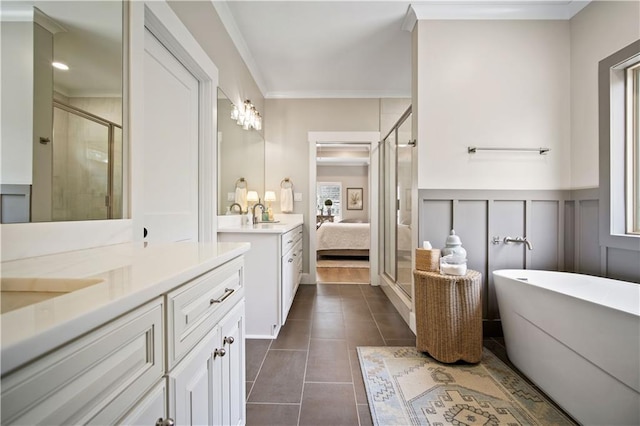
[{"left": 0, "top": 1, "right": 131, "bottom": 262}]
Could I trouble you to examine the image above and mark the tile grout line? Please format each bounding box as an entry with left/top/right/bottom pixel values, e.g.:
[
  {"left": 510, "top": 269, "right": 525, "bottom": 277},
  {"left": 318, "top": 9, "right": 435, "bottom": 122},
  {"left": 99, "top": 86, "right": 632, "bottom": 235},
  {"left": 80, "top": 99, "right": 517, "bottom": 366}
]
[
  {"left": 362, "top": 285, "right": 389, "bottom": 346},
  {"left": 348, "top": 346, "right": 364, "bottom": 426},
  {"left": 296, "top": 289, "right": 315, "bottom": 426},
  {"left": 245, "top": 339, "right": 274, "bottom": 402},
  {"left": 356, "top": 284, "right": 376, "bottom": 426}
]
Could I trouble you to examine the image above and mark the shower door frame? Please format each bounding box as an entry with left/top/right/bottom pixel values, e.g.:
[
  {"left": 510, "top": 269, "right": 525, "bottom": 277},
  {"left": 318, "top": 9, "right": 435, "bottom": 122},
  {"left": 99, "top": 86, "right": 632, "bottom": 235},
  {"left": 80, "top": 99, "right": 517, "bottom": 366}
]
[{"left": 53, "top": 100, "right": 122, "bottom": 220}]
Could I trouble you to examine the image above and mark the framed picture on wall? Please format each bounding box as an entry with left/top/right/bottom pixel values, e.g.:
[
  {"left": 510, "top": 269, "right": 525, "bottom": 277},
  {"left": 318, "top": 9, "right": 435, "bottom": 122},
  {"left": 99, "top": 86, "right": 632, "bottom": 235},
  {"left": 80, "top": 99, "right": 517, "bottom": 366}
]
[{"left": 346, "top": 187, "right": 363, "bottom": 210}]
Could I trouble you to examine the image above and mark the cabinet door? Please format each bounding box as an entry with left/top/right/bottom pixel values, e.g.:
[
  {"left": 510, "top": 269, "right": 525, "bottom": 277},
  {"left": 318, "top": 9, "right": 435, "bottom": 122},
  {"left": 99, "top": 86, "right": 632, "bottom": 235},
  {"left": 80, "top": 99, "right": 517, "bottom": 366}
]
[
  {"left": 119, "top": 380, "right": 167, "bottom": 426},
  {"left": 218, "top": 301, "right": 246, "bottom": 426},
  {"left": 169, "top": 327, "right": 220, "bottom": 426},
  {"left": 281, "top": 251, "right": 295, "bottom": 323}
]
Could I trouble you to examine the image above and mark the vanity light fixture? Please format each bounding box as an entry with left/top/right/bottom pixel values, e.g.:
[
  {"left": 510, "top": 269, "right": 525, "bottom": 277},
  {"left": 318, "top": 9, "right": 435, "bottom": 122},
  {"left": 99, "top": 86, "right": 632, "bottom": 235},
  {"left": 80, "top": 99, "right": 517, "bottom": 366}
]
[
  {"left": 52, "top": 61, "right": 69, "bottom": 70},
  {"left": 230, "top": 99, "right": 262, "bottom": 131}
]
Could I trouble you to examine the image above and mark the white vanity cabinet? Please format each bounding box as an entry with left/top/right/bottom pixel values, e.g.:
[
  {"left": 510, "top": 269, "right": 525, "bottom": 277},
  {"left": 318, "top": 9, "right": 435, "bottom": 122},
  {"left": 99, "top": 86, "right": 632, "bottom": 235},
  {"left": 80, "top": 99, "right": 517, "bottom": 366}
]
[
  {"left": 218, "top": 223, "right": 303, "bottom": 338},
  {"left": 166, "top": 256, "right": 246, "bottom": 426},
  {"left": 0, "top": 246, "right": 247, "bottom": 426},
  {"left": 0, "top": 298, "right": 164, "bottom": 425},
  {"left": 168, "top": 300, "right": 245, "bottom": 426},
  {"left": 281, "top": 228, "right": 303, "bottom": 322}
]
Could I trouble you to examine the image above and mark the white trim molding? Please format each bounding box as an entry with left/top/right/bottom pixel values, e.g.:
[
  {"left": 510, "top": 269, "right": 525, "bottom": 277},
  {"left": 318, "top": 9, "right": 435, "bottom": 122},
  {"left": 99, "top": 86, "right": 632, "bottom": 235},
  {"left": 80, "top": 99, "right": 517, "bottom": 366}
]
[
  {"left": 211, "top": 1, "right": 268, "bottom": 97},
  {"left": 403, "top": 1, "right": 591, "bottom": 32}
]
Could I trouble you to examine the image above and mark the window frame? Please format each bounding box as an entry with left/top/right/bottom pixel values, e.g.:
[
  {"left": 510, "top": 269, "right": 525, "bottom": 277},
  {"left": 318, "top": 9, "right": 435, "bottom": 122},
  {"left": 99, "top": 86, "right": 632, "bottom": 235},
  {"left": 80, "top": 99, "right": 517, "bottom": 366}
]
[
  {"left": 598, "top": 40, "right": 640, "bottom": 250},
  {"left": 316, "top": 181, "right": 342, "bottom": 220},
  {"left": 626, "top": 62, "right": 640, "bottom": 234}
]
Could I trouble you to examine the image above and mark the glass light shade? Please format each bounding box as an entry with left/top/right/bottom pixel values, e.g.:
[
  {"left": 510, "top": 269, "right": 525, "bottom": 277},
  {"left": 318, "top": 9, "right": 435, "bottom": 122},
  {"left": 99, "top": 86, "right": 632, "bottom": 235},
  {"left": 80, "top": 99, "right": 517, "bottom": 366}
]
[
  {"left": 246, "top": 191, "right": 259, "bottom": 202},
  {"left": 264, "top": 191, "right": 276, "bottom": 202}
]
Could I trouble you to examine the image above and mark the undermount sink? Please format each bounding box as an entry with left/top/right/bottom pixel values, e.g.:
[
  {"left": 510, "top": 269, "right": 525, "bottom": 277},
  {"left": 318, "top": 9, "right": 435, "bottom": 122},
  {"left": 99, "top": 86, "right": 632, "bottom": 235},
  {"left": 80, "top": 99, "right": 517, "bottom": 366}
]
[{"left": 1, "top": 277, "right": 104, "bottom": 314}]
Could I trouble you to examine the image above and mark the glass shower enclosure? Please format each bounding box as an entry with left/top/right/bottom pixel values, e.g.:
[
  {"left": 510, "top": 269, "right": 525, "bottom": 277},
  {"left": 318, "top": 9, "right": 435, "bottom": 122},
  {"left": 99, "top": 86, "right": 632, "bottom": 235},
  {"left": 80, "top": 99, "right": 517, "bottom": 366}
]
[
  {"left": 52, "top": 101, "right": 123, "bottom": 221},
  {"left": 381, "top": 106, "right": 413, "bottom": 299}
]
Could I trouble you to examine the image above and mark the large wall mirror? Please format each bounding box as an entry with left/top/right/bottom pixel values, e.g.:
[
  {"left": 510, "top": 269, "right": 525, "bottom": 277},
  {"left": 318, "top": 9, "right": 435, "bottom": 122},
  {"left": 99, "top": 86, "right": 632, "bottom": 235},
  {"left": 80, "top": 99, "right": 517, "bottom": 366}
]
[
  {"left": 217, "top": 88, "right": 264, "bottom": 215},
  {"left": 0, "top": 1, "right": 125, "bottom": 224}
]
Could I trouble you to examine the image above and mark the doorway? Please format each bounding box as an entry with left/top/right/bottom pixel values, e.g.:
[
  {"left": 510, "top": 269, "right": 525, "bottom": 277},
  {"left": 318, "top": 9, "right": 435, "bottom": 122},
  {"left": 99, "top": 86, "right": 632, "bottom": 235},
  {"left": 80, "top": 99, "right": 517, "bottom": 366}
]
[
  {"left": 308, "top": 131, "right": 380, "bottom": 285},
  {"left": 315, "top": 146, "right": 370, "bottom": 283}
]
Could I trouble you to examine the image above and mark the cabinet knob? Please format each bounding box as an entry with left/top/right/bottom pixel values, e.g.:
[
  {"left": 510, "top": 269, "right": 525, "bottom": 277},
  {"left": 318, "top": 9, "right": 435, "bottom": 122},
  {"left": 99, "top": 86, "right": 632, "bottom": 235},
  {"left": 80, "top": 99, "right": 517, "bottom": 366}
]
[
  {"left": 156, "top": 417, "right": 175, "bottom": 426},
  {"left": 214, "top": 348, "right": 226, "bottom": 357},
  {"left": 224, "top": 336, "right": 235, "bottom": 345}
]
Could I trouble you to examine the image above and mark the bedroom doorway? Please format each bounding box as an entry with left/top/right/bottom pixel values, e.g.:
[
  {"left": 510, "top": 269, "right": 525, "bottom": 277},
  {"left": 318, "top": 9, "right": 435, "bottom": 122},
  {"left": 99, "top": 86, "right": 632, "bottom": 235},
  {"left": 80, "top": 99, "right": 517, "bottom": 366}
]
[
  {"left": 316, "top": 151, "right": 370, "bottom": 283},
  {"left": 308, "top": 132, "right": 380, "bottom": 285}
]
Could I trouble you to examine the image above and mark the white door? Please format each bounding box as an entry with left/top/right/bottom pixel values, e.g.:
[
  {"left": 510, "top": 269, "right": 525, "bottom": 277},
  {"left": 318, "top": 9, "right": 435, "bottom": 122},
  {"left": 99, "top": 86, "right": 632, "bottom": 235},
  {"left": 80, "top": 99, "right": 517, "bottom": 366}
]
[{"left": 143, "top": 29, "right": 199, "bottom": 242}]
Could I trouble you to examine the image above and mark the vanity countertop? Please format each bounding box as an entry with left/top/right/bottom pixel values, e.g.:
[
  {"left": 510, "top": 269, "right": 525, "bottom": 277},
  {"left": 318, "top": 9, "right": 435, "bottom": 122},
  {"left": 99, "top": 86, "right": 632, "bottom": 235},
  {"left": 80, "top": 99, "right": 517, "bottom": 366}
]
[
  {"left": 0, "top": 241, "right": 249, "bottom": 375},
  {"left": 217, "top": 214, "right": 303, "bottom": 234}
]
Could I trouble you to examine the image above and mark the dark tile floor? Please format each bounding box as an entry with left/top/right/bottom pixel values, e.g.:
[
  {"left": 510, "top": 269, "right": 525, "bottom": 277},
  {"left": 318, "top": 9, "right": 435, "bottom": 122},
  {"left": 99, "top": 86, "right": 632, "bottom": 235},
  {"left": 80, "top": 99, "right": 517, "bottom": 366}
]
[
  {"left": 246, "top": 283, "right": 413, "bottom": 426},
  {"left": 244, "top": 283, "right": 542, "bottom": 426}
]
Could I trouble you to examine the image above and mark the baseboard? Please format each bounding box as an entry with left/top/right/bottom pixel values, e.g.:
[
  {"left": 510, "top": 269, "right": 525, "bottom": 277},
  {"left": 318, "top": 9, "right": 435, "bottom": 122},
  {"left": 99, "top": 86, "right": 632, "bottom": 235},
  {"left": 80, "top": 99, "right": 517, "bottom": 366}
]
[
  {"left": 301, "top": 273, "right": 315, "bottom": 285},
  {"left": 483, "top": 319, "right": 503, "bottom": 338}
]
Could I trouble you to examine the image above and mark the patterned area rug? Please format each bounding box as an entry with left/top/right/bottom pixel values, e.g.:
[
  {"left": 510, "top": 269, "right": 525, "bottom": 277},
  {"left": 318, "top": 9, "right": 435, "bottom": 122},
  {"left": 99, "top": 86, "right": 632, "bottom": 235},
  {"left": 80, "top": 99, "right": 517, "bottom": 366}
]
[{"left": 358, "top": 346, "right": 576, "bottom": 426}]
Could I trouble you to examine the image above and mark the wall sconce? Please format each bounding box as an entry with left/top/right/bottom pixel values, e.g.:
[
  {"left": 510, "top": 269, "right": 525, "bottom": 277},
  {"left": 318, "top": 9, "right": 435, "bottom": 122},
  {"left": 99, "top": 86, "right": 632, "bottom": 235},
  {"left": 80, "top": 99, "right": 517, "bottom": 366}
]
[{"left": 230, "top": 99, "right": 262, "bottom": 131}]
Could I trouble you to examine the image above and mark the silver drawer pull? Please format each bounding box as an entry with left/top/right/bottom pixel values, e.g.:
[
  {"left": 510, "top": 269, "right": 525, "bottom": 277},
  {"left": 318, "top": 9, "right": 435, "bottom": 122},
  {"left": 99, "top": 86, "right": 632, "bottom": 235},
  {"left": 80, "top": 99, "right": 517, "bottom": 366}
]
[
  {"left": 156, "top": 418, "right": 175, "bottom": 426},
  {"left": 214, "top": 348, "right": 226, "bottom": 357},
  {"left": 210, "top": 288, "right": 235, "bottom": 305},
  {"left": 288, "top": 258, "right": 294, "bottom": 263},
  {"left": 224, "top": 336, "right": 235, "bottom": 345}
]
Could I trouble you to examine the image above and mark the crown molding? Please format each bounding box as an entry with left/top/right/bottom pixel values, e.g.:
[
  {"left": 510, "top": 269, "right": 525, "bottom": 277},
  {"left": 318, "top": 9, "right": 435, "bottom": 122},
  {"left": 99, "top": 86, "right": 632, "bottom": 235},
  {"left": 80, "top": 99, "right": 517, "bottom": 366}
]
[
  {"left": 403, "top": 1, "right": 591, "bottom": 31},
  {"left": 0, "top": 6, "right": 67, "bottom": 34},
  {"left": 265, "top": 89, "right": 412, "bottom": 99},
  {"left": 211, "top": 1, "right": 268, "bottom": 97}
]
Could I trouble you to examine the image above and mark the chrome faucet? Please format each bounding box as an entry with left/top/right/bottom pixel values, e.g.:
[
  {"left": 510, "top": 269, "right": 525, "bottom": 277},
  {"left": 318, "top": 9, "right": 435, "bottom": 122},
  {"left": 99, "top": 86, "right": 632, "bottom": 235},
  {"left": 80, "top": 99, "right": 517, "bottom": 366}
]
[
  {"left": 229, "top": 203, "right": 243, "bottom": 214},
  {"left": 251, "top": 203, "right": 265, "bottom": 224},
  {"left": 503, "top": 236, "right": 533, "bottom": 250}
]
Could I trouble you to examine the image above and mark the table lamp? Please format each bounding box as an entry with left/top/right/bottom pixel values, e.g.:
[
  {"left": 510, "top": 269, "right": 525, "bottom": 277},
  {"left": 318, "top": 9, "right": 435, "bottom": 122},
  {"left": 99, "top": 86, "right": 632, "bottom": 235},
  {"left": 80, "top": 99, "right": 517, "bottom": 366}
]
[{"left": 264, "top": 191, "right": 276, "bottom": 221}]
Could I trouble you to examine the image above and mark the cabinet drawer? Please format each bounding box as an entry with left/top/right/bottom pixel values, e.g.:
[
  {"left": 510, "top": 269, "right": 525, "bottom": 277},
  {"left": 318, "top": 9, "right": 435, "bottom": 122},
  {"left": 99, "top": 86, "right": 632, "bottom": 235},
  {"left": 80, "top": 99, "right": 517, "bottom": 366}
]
[
  {"left": 281, "top": 226, "right": 302, "bottom": 254},
  {"left": 1, "top": 298, "right": 163, "bottom": 425},
  {"left": 167, "top": 257, "right": 244, "bottom": 368}
]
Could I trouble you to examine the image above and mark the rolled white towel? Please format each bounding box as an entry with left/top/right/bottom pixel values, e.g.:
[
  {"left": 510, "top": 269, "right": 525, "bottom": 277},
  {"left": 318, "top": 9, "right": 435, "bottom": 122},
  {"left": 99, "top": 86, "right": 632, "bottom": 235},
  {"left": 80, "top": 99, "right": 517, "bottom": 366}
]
[
  {"left": 281, "top": 187, "right": 294, "bottom": 213},
  {"left": 235, "top": 187, "right": 247, "bottom": 212}
]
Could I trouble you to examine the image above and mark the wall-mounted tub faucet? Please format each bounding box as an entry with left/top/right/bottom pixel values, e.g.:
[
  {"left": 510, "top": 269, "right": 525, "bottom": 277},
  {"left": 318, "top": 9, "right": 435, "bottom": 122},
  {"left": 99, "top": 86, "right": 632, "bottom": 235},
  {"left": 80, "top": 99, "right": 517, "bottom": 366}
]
[{"left": 503, "top": 236, "right": 533, "bottom": 250}]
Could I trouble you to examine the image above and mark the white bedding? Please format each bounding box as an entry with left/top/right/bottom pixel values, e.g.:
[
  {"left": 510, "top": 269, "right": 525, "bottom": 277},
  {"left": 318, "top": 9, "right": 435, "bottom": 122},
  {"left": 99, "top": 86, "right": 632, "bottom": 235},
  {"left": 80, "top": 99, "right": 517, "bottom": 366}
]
[{"left": 316, "top": 222, "right": 370, "bottom": 251}]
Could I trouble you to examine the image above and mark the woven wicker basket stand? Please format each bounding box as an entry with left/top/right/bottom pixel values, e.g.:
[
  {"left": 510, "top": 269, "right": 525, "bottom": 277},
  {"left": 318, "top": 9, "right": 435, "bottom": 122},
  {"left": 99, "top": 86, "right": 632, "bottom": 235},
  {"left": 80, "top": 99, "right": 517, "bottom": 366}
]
[{"left": 413, "top": 269, "right": 482, "bottom": 363}]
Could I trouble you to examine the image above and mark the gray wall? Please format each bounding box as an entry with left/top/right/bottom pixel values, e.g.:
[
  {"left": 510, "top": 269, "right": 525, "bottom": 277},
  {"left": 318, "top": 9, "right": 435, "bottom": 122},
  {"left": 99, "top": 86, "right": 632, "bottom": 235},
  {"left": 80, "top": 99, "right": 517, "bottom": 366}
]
[
  {"left": 418, "top": 188, "right": 640, "bottom": 324},
  {"left": 569, "top": 188, "right": 640, "bottom": 282}
]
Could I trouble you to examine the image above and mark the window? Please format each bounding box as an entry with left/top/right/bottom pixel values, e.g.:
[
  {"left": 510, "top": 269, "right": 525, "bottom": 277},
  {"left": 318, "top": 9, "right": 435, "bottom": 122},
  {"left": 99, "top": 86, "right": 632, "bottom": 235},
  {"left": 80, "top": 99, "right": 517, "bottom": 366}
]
[
  {"left": 628, "top": 63, "right": 640, "bottom": 234},
  {"left": 599, "top": 40, "right": 640, "bottom": 250},
  {"left": 317, "top": 182, "right": 342, "bottom": 219}
]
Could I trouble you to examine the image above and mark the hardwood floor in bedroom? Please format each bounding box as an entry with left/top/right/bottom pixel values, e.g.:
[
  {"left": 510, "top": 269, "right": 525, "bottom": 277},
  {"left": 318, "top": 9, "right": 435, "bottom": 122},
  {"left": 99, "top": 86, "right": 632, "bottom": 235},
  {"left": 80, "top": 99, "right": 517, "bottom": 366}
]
[
  {"left": 316, "top": 267, "right": 369, "bottom": 284},
  {"left": 316, "top": 256, "right": 370, "bottom": 284}
]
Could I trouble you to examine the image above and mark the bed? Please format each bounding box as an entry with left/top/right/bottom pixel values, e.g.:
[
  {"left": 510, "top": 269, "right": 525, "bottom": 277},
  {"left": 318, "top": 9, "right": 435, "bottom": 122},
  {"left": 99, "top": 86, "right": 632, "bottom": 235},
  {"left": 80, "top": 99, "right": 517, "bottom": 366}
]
[{"left": 316, "top": 221, "right": 370, "bottom": 258}]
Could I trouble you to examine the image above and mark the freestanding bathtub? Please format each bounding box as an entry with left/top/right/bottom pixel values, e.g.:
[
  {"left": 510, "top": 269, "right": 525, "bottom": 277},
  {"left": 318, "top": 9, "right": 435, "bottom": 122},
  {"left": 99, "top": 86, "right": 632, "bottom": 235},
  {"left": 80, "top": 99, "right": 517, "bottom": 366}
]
[{"left": 493, "top": 269, "right": 640, "bottom": 425}]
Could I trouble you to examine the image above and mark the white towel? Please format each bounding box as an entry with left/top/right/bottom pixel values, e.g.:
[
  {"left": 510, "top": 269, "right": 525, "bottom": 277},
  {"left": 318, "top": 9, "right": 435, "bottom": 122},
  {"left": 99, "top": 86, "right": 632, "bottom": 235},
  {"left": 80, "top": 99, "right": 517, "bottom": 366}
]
[
  {"left": 280, "top": 187, "right": 294, "bottom": 213},
  {"left": 235, "top": 187, "right": 247, "bottom": 212}
]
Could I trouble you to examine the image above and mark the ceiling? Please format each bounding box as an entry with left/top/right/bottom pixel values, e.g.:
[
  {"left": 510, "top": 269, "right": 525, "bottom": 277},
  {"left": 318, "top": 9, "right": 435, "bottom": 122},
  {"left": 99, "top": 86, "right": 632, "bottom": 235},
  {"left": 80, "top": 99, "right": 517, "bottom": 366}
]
[
  {"left": 0, "top": 1, "right": 122, "bottom": 97},
  {"left": 215, "top": 0, "right": 591, "bottom": 99}
]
